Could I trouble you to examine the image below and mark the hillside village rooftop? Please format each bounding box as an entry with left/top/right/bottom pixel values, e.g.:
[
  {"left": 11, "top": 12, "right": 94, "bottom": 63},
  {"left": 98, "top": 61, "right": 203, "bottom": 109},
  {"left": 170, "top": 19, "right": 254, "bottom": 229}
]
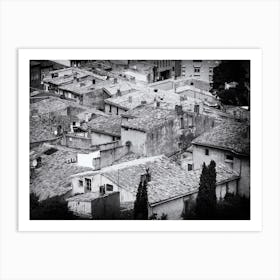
[
  {"left": 43, "top": 67, "right": 97, "bottom": 86},
  {"left": 121, "top": 105, "right": 178, "bottom": 132},
  {"left": 71, "top": 155, "right": 240, "bottom": 206},
  {"left": 30, "top": 97, "right": 107, "bottom": 118},
  {"left": 30, "top": 145, "right": 93, "bottom": 201},
  {"left": 87, "top": 115, "right": 122, "bottom": 137},
  {"left": 192, "top": 121, "right": 250, "bottom": 156},
  {"left": 104, "top": 88, "right": 181, "bottom": 111}
]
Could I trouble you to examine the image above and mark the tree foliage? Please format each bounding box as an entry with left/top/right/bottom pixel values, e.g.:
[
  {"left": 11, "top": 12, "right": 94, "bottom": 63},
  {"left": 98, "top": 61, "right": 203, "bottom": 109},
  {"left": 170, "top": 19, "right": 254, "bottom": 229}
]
[
  {"left": 212, "top": 60, "right": 250, "bottom": 106},
  {"left": 195, "top": 161, "right": 217, "bottom": 219},
  {"left": 30, "top": 193, "right": 78, "bottom": 220},
  {"left": 134, "top": 174, "right": 149, "bottom": 220}
]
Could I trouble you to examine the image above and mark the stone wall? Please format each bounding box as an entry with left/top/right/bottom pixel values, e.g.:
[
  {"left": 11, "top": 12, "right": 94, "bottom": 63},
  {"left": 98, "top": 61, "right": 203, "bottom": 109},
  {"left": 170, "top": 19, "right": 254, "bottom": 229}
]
[
  {"left": 92, "top": 192, "right": 120, "bottom": 219},
  {"left": 100, "top": 145, "right": 128, "bottom": 168},
  {"left": 65, "top": 134, "right": 92, "bottom": 149}
]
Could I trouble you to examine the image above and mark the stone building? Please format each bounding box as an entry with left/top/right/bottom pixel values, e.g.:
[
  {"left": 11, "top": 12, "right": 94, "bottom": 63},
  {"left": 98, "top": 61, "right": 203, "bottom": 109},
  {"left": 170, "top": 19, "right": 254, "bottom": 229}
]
[
  {"left": 180, "top": 60, "right": 220, "bottom": 88},
  {"left": 192, "top": 121, "right": 250, "bottom": 197},
  {"left": 70, "top": 155, "right": 239, "bottom": 219}
]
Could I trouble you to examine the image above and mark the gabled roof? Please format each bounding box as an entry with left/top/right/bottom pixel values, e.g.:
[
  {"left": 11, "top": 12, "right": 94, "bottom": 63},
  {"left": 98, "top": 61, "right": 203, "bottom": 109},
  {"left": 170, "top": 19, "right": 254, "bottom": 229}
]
[
  {"left": 87, "top": 115, "right": 122, "bottom": 137},
  {"left": 30, "top": 114, "right": 76, "bottom": 143},
  {"left": 121, "top": 105, "right": 177, "bottom": 132},
  {"left": 101, "top": 156, "right": 239, "bottom": 205},
  {"left": 104, "top": 88, "right": 180, "bottom": 111},
  {"left": 30, "top": 147, "right": 92, "bottom": 201},
  {"left": 192, "top": 121, "right": 250, "bottom": 156},
  {"left": 30, "top": 97, "right": 106, "bottom": 118}
]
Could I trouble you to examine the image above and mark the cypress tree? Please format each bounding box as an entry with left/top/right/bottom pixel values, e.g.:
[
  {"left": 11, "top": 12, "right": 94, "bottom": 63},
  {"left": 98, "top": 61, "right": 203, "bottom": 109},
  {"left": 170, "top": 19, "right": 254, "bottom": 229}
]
[
  {"left": 134, "top": 174, "right": 149, "bottom": 220},
  {"left": 195, "top": 161, "right": 217, "bottom": 219}
]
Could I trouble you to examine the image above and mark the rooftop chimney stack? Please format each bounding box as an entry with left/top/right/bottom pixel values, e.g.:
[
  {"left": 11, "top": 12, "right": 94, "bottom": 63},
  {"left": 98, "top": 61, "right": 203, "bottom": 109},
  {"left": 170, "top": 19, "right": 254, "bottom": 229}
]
[
  {"left": 92, "top": 79, "right": 96, "bottom": 85},
  {"left": 117, "top": 89, "right": 122, "bottom": 97}
]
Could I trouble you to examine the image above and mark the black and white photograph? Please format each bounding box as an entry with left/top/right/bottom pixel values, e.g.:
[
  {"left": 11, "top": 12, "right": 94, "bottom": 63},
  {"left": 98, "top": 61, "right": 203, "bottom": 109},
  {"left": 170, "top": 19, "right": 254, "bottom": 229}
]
[
  {"left": 2, "top": 0, "right": 280, "bottom": 280},
  {"left": 29, "top": 59, "right": 250, "bottom": 220}
]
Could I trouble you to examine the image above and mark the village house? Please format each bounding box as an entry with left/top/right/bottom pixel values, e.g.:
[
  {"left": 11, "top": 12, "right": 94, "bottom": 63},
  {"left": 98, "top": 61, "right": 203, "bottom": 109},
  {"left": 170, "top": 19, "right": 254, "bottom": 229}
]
[
  {"left": 69, "top": 155, "right": 240, "bottom": 219},
  {"left": 30, "top": 114, "right": 76, "bottom": 148},
  {"left": 180, "top": 60, "right": 220, "bottom": 88},
  {"left": 65, "top": 114, "right": 122, "bottom": 149},
  {"left": 57, "top": 77, "right": 111, "bottom": 108},
  {"left": 120, "top": 103, "right": 218, "bottom": 157},
  {"left": 30, "top": 144, "right": 93, "bottom": 201},
  {"left": 104, "top": 87, "right": 181, "bottom": 115},
  {"left": 191, "top": 121, "right": 250, "bottom": 197},
  {"left": 42, "top": 67, "right": 98, "bottom": 93}
]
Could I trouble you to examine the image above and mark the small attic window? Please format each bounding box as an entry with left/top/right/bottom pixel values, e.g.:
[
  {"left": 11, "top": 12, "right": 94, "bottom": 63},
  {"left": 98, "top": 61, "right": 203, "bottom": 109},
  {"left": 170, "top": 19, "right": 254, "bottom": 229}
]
[{"left": 43, "top": 148, "right": 58, "bottom": 155}]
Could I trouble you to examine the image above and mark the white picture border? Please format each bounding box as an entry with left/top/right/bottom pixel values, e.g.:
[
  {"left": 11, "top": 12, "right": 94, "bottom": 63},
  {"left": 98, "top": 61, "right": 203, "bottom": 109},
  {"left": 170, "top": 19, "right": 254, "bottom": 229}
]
[{"left": 18, "top": 48, "right": 262, "bottom": 232}]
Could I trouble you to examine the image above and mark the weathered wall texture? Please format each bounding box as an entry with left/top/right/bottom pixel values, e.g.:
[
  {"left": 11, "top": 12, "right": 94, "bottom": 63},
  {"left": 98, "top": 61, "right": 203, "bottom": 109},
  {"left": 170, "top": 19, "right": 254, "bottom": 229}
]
[
  {"left": 99, "top": 145, "right": 128, "bottom": 168},
  {"left": 68, "top": 200, "right": 92, "bottom": 218},
  {"left": 90, "top": 131, "right": 115, "bottom": 145},
  {"left": 146, "top": 118, "right": 182, "bottom": 156},
  {"left": 121, "top": 127, "right": 147, "bottom": 155},
  {"left": 65, "top": 134, "right": 92, "bottom": 149},
  {"left": 92, "top": 192, "right": 120, "bottom": 219},
  {"left": 83, "top": 89, "right": 109, "bottom": 110}
]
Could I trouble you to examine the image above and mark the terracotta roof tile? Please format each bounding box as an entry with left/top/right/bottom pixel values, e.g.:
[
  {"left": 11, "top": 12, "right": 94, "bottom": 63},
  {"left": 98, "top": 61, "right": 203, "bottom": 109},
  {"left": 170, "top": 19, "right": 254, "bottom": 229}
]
[
  {"left": 192, "top": 121, "right": 250, "bottom": 156},
  {"left": 102, "top": 156, "right": 239, "bottom": 205},
  {"left": 30, "top": 148, "right": 92, "bottom": 201}
]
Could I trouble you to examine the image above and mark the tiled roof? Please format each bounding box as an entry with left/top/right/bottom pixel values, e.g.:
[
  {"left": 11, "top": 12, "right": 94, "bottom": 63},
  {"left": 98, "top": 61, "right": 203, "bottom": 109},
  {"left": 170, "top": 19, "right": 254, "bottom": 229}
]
[
  {"left": 113, "top": 152, "right": 141, "bottom": 164},
  {"left": 30, "top": 115, "right": 73, "bottom": 143},
  {"left": 192, "top": 121, "right": 250, "bottom": 156},
  {"left": 58, "top": 79, "right": 104, "bottom": 96},
  {"left": 87, "top": 115, "right": 122, "bottom": 137},
  {"left": 31, "top": 97, "right": 82, "bottom": 115},
  {"left": 102, "top": 156, "right": 239, "bottom": 205},
  {"left": 102, "top": 82, "right": 136, "bottom": 97},
  {"left": 121, "top": 105, "right": 177, "bottom": 132},
  {"left": 30, "top": 97, "right": 106, "bottom": 118},
  {"left": 30, "top": 147, "right": 92, "bottom": 201},
  {"left": 43, "top": 67, "right": 96, "bottom": 86},
  {"left": 104, "top": 88, "right": 180, "bottom": 110}
]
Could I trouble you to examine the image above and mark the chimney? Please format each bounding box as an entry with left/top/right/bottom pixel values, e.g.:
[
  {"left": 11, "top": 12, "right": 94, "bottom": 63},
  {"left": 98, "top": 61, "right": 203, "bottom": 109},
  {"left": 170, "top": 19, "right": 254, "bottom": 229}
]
[
  {"left": 154, "top": 88, "right": 158, "bottom": 93},
  {"left": 128, "top": 96, "right": 132, "bottom": 103},
  {"left": 116, "top": 89, "right": 122, "bottom": 97},
  {"left": 114, "top": 77, "right": 117, "bottom": 84},
  {"left": 92, "top": 79, "right": 96, "bottom": 85},
  {"left": 70, "top": 124, "right": 74, "bottom": 133},
  {"left": 85, "top": 113, "right": 89, "bottom": 123}
]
